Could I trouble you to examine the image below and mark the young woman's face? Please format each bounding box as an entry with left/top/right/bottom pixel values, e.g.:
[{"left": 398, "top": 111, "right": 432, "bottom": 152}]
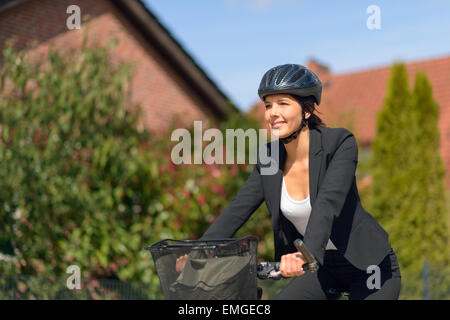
[{"left": 264, "top": 94, "right": 310, "bottom": 138}]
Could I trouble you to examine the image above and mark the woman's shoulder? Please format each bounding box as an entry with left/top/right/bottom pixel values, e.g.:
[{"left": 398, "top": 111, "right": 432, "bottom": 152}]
[
  {"left": 317, "top": 126, "right": 354, "bottom": 137},
  {"left": 316, "top": 127, "right": 357, "bottom": 152}
]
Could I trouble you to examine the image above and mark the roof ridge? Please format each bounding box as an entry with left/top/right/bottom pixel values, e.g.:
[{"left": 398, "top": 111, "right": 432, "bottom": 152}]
[{"left": 333, "top": 54, "right": 450, "bottom": 78}]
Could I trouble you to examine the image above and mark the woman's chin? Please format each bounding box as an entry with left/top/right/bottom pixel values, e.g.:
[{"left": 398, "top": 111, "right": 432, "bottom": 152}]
[{"left": 270, "top": 128, "right": 289, "bottom": 138}]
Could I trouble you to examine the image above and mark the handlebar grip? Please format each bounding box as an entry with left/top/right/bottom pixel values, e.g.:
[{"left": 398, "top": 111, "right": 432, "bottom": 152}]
[
  {"left": 257, "top": 239, "right": 320, "bottom": 279},
  {"left": 294, "top": 239, "right": 319, "bottom": 272}
]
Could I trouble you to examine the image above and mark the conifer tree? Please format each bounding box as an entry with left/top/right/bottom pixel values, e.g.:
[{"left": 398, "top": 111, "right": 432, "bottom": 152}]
[
  {"left": 369, "top": 64, "right": 449, "bottom": 298},
  {"left": 370, "top": 63, "right": 415, "bottom": 243},
  {"left": 409, "top": 71, "right": 448, "bottom": 267}
]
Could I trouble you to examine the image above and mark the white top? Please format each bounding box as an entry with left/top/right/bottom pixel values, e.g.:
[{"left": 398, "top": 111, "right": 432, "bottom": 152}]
[{"left": 280, "top": 177, "right": 338, "bottom": 250}]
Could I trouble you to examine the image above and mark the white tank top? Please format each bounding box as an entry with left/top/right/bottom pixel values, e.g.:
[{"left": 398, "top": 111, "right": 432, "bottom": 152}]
[{"left": 280, "top": 176, "right": 338, "bottom": 250}]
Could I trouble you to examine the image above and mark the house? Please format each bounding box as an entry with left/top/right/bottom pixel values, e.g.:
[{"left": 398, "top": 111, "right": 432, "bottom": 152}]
[
  {"left": 248, "top": 56, "right": 450, "bottom": 189},
  {"left": 0, "top": 0, "right": 237, "bottom": 137}
]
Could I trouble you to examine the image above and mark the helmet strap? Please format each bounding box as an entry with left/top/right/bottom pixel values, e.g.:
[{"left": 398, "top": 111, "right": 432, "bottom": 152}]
[{"left": 280, "top": 111, "right": 308, "bottom": 144}]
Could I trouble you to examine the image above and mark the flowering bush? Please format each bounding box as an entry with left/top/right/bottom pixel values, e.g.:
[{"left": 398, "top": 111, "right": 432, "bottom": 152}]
[{"left": 0, "top": 40, "right": 273, "bottom": 298}]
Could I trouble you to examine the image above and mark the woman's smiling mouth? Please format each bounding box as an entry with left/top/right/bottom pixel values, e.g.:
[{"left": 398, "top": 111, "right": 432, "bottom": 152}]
[{"left": 272, "top": 121, "right": 286, "bottom": 129}]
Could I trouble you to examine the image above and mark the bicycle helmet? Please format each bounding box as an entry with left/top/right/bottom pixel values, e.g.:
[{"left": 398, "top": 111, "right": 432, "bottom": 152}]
[{"left": 258, "top": 64, "right": 322, "bottom": 144}]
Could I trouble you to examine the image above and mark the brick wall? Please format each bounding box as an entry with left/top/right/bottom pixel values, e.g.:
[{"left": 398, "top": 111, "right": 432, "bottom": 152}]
[{"left": 0, "top": 0, "right": 215, "bottom": 138}]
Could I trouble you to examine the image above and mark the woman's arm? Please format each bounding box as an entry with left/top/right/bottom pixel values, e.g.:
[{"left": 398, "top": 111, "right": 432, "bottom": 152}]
[
  {"left": 199, "top": 164, "right": 265, "bottom": 240},
  {"left": 303, "top": 132, "right": 358, "bottom": 266}
]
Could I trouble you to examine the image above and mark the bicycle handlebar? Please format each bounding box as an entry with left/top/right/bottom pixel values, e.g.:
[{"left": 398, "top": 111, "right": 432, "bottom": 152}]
[
  {"left": 257, "top": 239, "right": 319, "bottom": 280},
  {"left": 257, "top": 261, "right": 281, "bottom": 280},
  {"left": 256, "top": 261, "right": 318, "bottom": 280}
]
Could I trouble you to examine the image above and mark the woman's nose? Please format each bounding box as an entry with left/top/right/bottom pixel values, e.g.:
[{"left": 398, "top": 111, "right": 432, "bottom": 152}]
[{"left": 270, "top": 104, "right": 281, "bottom": 117}]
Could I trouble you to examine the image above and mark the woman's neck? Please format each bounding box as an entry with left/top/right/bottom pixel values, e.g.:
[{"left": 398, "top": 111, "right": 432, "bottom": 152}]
[{"left": 283, "top": 127, "right": 310, "bottom": 164}]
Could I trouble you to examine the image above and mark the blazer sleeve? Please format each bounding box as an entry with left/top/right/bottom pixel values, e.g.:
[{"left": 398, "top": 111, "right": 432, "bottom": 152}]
[
  {"left": 199, "top": 164, "right": 265, "bottom": 240},
  {"left": 303, "top": 132, "right": 358, "bottom": 266}
]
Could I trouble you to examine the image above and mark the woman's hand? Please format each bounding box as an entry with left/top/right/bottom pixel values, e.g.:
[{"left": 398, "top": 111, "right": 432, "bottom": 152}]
[
  {"left": 280, "top": 252, "right": 306, "bottom": 277},
  {"left": 176, "top": 254, "right": 188, "bottom": 273}
]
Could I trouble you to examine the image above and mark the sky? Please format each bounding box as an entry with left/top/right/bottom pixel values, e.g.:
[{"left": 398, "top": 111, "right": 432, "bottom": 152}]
[{"left": 143, "top": 0, "right": 450, "bottom": 112}]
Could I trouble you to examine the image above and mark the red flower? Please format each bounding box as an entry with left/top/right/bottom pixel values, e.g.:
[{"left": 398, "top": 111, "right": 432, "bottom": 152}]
[
  {"left": 183, "top": 189, "right": 190, "bottom": 198},
  {"left": 211, "top": 185, "right": 225, "bottom": 196},
  {"left": 108, "top": 262, "right": 118, "bottom": 272},
  {"left": 212, "top": 168, "right": 221, "bottom": 178},
  {"left": 167, "top": 161, "right": 175, "bottom": 173},
  {"left": 230, "top": 165, "right": 238, "bottom": 177},
  {"left": 197, "top": 194, "right": 206, "bottom": 205}
]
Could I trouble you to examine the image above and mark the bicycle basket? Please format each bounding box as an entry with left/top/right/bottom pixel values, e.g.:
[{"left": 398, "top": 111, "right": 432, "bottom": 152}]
[{"left": 146, "top": 236, "right": 258, "bottom": 300}]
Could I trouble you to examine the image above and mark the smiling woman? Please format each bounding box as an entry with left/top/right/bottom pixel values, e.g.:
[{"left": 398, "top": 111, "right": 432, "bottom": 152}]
[
  {"left": 258, "top": 64, "right": 327, "bottom": 144},
  {"left": 200, "top": 63, "right": 402, "bottom": 300}
]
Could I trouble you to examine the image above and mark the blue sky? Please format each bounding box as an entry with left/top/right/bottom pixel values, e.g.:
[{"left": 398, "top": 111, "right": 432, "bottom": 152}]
[{"left": 143, "top": 0, "right": 450, "bottom": 111}]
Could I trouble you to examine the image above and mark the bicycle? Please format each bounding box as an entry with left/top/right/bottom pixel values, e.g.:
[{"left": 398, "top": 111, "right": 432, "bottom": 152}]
[{"left": 146, "top": 236, "right": 349, "bottom": 300}]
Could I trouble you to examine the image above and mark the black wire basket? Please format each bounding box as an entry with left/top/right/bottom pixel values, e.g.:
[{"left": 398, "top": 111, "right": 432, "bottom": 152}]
[{"left": 146, "top": 236, "right": 258, "bottom": 300}]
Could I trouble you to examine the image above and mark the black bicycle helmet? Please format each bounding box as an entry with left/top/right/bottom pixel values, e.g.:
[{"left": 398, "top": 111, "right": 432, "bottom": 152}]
[
  {"left": 258, "top": 64, "right": 322, "bottom": 144},
  {"left": 258, "top": 64, "right": 322, "bottom": 105}
]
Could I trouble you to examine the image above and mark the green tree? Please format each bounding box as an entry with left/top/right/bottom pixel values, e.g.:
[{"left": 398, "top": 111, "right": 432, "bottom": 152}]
[
  {"left": 410, "top": 71, "right": 448, "bottom": 266},
  {"left": 368, "top": 63, "right": 449, "bottom": 299},
  {"left": 0, "top": 39, "right": 275, "bottom": 299},
  {"left": 369, "top": 63, "right": 414, "bottom": 245}
]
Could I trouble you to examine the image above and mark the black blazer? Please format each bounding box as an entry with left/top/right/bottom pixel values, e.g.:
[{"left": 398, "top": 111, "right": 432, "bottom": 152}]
[{"left": 200, "top": 127, "right": 392, "bottom": 271}]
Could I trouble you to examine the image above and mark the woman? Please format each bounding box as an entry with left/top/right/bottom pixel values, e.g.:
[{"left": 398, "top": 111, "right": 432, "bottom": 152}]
[{"left": 198, "top": 64, "right": 402, "bottom": 300}]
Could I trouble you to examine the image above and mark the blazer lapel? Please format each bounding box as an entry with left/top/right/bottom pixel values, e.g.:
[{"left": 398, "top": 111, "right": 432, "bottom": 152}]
[{"left": 269, "top": 128, "right": 324, "bottom": 230}]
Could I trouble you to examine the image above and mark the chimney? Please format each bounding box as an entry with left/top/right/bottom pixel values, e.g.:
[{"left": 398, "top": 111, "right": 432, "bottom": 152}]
[{"left": 307, "top": 58, "right": 331, "bottom": 85}]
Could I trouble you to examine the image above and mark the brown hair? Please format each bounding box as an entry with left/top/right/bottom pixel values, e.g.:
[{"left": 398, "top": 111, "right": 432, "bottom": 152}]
[{"left": 291, "top": 95, "right": 327, "bottom": 129}]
